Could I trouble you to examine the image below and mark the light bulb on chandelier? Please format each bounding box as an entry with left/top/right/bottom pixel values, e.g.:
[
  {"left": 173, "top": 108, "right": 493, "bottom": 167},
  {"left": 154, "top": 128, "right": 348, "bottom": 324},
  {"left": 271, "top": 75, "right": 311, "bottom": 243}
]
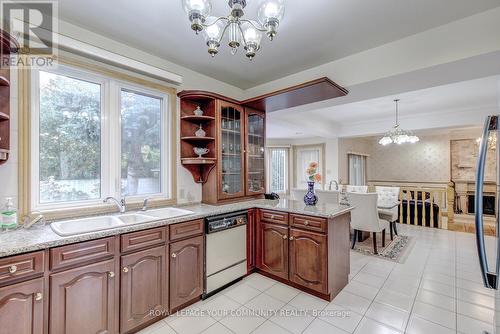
[{"left": 182, "top": 0, "right": 285, "bottom": 59}]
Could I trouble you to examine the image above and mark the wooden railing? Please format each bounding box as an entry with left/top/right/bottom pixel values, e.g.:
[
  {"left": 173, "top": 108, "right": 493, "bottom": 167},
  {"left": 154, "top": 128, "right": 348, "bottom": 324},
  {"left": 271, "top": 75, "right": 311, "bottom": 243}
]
[{"left": 368, "top": 181, "right": 455, "bottom": 229}]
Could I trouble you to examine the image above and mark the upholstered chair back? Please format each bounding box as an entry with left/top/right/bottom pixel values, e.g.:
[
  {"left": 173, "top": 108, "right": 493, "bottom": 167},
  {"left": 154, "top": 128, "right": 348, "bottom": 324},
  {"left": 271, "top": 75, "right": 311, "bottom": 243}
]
[
  {"left": 347, "top": 192, "right": 384, "bottom": 232},
  {"left": 345, "top": 185, "right": 368, "bottom": 193}
]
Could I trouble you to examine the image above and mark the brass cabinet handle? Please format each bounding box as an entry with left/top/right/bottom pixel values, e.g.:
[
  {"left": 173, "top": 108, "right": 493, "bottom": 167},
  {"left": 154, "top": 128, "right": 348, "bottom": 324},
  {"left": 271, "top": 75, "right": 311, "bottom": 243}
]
[
  {"left": 8, "top": 265, "right": 17, "bottom": 274},
  {"left": 122, "top": 267, "right": 129, "bottom": 273},
  {"left": 270, "top": 215, "right": 275, "bottom": 219},
  {"left": 289, "top": 236, "right": 294, "bottom": 241},
  {"left": 35, "top": 292, "right": 43, "bottom": 301},
  {"left": 304, "top": 220, "right": 309, "bottom": 225},
  {"left": 171, "top": 253, "right": 177, "bottom": 258},
  {"left": 282, "top": 234, "right": 287, "bottom": 240},
  {"left": 108, "top": 271, "right": 115, "bottom": 278}
]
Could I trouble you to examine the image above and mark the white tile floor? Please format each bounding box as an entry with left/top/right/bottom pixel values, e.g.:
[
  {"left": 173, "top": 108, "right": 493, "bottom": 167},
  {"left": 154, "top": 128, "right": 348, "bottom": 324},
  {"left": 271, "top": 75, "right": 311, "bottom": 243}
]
[{"left": 139, "top": 224, "right": 497, "bottom": 334}]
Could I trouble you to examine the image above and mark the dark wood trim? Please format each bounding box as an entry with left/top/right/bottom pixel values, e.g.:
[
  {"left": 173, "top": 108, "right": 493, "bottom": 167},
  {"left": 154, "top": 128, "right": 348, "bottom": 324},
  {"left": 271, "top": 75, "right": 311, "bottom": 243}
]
[
  {"left": 177, "top": 90, "right": 241, "bottom": 106},
  {"left": 242, "top": 77, "right": 348, "bottom": 113}
]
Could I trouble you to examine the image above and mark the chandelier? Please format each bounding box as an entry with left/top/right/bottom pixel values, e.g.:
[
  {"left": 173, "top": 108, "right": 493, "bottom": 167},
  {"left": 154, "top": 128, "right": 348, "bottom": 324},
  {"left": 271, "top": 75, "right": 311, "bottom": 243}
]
[
  {"left": 476, "top": 133, "right": 497, "bottom": 150},
  {"left": 379, "top": 99, "right": 420, "bottom": 146},
  {"left": 181, "top": 0, "right": 285, "bottom": 59}
]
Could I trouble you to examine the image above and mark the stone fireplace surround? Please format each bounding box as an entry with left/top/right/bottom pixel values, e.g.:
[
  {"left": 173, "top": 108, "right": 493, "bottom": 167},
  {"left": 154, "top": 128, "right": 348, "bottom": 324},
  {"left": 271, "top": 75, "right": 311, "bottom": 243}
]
[{"left": 454, "top": 180, "right": 497, "bottom": 216}]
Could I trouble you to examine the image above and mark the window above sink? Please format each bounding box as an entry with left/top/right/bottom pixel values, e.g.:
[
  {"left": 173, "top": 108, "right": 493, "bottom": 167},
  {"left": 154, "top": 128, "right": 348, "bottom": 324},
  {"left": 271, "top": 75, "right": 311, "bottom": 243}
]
[{"left": 23, "top": 61, "right": 177, "bottom": 219}]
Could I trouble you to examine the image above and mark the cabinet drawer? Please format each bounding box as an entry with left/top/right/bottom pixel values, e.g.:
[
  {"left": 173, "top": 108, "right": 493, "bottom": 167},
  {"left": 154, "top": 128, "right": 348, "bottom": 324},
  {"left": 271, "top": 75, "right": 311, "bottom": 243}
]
[
  {"left": 290, "top": 214, "right": 327, "bottom": 233},
  {"left": 170, "top": 219, "right": 204, "bottom": 241},
  {"left": 0, "top": 251, "right": 44, "bottom": 284},
  {"left": 259, "top": 209, "right": 288, "bottom": 225},
  {"left": 50, "top": 237, "right": 115, "bottom": 271},
  {"left": 121, "top": 227, "right": 168, "bottom": 253}
]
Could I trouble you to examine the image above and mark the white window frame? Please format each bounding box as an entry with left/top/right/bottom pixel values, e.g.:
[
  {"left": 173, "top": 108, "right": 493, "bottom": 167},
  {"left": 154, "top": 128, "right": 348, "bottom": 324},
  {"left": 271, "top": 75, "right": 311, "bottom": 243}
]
[
  {"left": 30, "top": 64, "right": 172, "bottom": 211},
  {"left": 265, "top": 146, "right": 290, "bottom": 195},
  {"left": 293, "top": 144, "right": 325, "bottom": 189}
]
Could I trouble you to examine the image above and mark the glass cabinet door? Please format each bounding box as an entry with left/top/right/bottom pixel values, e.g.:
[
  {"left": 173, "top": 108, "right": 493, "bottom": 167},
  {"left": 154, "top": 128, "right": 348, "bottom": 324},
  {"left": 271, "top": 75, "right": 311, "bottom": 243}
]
[
  {"left": 219, "top": 102, "right": 245, "bottom": 199},
  {"left": 245, "top": 108, "right": 265, "bottom": 195}
]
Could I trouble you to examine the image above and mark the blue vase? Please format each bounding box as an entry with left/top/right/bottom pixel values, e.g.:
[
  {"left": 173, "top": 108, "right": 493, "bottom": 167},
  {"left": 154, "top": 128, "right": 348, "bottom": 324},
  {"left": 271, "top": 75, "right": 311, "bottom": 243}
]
[{"left": 304, "top": 181, "right": 318, "bottom": 206}]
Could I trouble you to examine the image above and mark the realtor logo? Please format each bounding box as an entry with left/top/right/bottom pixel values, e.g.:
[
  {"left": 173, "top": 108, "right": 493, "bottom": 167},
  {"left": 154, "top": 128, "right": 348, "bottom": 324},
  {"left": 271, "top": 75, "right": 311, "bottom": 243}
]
[{"left": 0, "top": 0, "right": 58, "bottom": 68}]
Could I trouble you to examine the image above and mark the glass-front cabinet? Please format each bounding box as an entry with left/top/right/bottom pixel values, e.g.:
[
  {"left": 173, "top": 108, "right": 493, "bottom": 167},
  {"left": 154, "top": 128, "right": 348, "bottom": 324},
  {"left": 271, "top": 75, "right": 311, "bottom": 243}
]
[
  {"left": 245, "top": 108, "right": 266, "bottom": 195},
  {"left": 218, "top": 101, "right": 245, "bottom": 199}
]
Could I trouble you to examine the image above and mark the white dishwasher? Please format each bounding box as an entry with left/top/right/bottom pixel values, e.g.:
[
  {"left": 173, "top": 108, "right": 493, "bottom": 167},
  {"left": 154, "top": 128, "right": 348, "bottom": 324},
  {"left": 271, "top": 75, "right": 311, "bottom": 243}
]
[{"left": 204, "top": 211, "right": 247, "bottom": 298}]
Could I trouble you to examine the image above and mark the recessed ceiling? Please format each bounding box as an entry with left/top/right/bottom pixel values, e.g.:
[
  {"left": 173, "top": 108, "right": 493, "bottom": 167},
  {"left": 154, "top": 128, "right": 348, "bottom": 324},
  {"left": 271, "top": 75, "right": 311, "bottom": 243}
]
[
  {"left": 267, "top": 75, "right": 500, "bottom": 138},
  {"left": 58, "top": 0, "right": 500, "bottom": 89}
]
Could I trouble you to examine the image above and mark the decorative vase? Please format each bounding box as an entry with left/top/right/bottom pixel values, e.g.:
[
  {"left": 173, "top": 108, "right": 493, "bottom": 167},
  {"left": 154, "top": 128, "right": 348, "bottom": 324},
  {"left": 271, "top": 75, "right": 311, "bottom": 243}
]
[
  {"left": 193, "top": 106, "right": 204, "bottom": 116},
  {"left": 195, "top": 124, "right": 206, "bottom": 137},
  {"left": 303, "top": 181, "right": 318, "bottom": 206}
]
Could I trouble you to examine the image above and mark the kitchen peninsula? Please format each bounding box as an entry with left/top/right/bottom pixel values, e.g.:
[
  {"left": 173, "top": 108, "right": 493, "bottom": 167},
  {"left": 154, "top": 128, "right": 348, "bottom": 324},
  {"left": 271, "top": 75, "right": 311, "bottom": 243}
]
[{"left": 0, "top": 199, "right": 352, "bottom": 334}]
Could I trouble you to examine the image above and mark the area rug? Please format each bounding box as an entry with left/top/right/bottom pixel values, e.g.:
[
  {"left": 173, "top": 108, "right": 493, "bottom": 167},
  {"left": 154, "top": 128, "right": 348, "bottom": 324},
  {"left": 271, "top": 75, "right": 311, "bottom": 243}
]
[{"left": 352, "top": 234, "right": 414, "bottom": 263}]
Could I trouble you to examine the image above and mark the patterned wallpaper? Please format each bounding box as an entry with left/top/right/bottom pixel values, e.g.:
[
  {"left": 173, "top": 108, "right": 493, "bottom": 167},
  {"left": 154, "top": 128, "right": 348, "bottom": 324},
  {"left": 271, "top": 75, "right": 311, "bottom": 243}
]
[{"left": 368, "top": 135, "right": 450, "bottom": 182}]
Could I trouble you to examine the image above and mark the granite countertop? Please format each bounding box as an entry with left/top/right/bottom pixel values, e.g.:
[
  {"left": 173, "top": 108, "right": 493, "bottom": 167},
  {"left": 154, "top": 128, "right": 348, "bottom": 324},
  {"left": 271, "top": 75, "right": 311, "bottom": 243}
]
[{"left": 0, "top": 199, "right": 352, "bottom": 258}]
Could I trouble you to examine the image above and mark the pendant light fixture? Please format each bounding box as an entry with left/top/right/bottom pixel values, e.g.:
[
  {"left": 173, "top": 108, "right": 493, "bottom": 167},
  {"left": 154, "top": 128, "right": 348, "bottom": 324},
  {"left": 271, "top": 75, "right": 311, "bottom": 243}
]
[{"left": 379, "top": 99, "right": 420, "bottom": 146}]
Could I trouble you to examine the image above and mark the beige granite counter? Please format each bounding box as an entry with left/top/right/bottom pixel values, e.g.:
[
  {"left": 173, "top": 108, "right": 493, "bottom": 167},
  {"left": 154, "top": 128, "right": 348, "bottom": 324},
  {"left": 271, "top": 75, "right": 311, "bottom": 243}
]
[{"left": 0, "top": 199, "right": 352, "bottom": 258}]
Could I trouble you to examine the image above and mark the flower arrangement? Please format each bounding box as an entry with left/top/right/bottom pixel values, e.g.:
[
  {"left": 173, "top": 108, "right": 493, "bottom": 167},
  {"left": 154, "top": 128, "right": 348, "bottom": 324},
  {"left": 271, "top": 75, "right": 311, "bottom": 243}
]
[{"left": 306, "top": 162, "right": 322, "bottom": 183}]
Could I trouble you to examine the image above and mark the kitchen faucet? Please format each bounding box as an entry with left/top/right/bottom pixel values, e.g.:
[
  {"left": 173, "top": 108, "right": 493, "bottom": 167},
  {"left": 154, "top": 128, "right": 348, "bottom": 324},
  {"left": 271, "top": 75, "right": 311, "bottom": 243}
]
[
  {"left": 104, "top": 197, "right": 126, "bottom": 213},
  {"left": 329, "top": 180, "right": 339, "bottom": 191},
  {"left": 141, "top": 197, "right": 150, "bottom": 212}
]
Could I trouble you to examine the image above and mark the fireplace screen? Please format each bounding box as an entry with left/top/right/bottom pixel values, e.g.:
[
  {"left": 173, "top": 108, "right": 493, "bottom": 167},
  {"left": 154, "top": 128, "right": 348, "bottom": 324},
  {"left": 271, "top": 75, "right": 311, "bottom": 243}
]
[{"left": 468, "top": 195, "right": 496, "bottom": 216}]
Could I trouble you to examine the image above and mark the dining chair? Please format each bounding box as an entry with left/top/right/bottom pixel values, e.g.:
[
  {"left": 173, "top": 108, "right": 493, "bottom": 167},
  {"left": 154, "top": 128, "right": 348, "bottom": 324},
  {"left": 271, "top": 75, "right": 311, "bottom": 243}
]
[
  {"left": 347, "top": 192, "right": 390, "bottom": 254},
  {"left": 345, "top": 185, "right": 368, "bottom": 193},
  {"left": 376, "top": 186, "right": 400, "bottom": 240}
]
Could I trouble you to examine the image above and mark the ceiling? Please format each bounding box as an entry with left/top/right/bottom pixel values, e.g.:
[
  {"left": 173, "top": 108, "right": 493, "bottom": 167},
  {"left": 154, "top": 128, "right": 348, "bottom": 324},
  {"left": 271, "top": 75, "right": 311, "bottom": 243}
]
[
  {"left": 58, "top": 0, "right": 500, "bottom": 89},
  {"left": 266, "top": 75, "right": 500, "bottom": 139}
]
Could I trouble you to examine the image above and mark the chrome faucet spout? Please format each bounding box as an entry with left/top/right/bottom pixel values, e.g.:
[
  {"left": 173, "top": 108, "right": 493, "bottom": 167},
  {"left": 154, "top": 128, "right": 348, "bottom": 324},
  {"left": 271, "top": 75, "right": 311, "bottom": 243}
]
[
  {"left": 104, "top": 197, "right": 126, "bottom": 213},
  {"left": 328, "top": 180, "right": 339, "bottom": 191},
  {"left": 141, "top": 197, "right": 150, "bottom": 212}
]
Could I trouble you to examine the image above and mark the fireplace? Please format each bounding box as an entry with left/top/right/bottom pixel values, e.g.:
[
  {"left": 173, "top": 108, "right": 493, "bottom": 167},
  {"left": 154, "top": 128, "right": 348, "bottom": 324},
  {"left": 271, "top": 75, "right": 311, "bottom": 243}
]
[{"left": 468, "top": 194, "right": 496, "bottom": 216}]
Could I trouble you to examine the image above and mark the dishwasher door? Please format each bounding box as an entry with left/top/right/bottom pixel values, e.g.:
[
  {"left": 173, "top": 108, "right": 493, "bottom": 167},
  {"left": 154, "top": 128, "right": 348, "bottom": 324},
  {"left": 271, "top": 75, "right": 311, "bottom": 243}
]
[{"left": 205, "top": 225, "right": 247, "bottom": 295}]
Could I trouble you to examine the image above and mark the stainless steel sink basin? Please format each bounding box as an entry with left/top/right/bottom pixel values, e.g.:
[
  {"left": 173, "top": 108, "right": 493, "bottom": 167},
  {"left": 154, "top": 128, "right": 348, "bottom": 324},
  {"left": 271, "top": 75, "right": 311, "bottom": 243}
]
[
  {"left": 144, "top": 207, "right": 194, "bottom": 219},
  {"left": 116, "top": 213, "right": 156, "bottom": 224},
  {"left": 51, "top": 216, "right": 124, "bottom": 236}
]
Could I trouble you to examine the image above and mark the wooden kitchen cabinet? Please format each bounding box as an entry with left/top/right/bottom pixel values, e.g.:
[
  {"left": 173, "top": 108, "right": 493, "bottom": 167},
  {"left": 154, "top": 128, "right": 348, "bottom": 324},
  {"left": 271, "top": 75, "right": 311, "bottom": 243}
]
[
  {"left": 169, "top": 235, "right": 204, "bottom": 311},
  {"left": 120, "top": 245, "right": 167, "bottom": 333},
  {"left": 50, "top": 258, "right": 118, "bottom": 334},
  {"left": 289, "top": 228, "right": 328, "bottom": 294},
  {"left": 247, "top": 209, "right": 256, "bottom": 272},
  {"left": 0, "top": 278, "right": 44, "bottom": 334},
  {"left": 257, "top": 222, "right": 289, "bottom": 280},
  {"left": 178, "top": 91, "right": 266, "bottom": 204},
  {"left": 244, "top": 108, "right": 266, "bottom": 196}
]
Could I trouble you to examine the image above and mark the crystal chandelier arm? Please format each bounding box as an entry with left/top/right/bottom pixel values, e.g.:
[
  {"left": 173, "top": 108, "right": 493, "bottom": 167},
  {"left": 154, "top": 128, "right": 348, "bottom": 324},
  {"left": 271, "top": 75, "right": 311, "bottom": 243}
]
[
  {"left": 216, "top": 20, "right": 231, "bottom": 45},
  {"left": 239, "top": 18, "right": 268, "bottom": 32},
  {"left": 202, "top": 16, "right": 230, "bottom": 28},
  {"left": 238, "top": 22, "right": 248, "bottom": 48}
]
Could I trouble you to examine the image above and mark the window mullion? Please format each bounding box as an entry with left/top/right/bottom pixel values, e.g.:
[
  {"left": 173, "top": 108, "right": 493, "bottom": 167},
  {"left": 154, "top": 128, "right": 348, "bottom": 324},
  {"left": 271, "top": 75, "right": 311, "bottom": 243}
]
[{"left": 105, "top": 80, "right": 121, "bottom": 199}]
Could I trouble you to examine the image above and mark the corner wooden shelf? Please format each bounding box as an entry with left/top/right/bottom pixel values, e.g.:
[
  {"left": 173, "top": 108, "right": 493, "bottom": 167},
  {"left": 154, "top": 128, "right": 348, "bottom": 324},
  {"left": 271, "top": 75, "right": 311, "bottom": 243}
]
[
  {"left": 180, "top": 115, "right": 215, "bottom": 123},
  {"left": 181, "top": 136, "right": 215, "bottom": 143},
  {"left": 181, "top": 158, "right": 216, "bottom": 184}
]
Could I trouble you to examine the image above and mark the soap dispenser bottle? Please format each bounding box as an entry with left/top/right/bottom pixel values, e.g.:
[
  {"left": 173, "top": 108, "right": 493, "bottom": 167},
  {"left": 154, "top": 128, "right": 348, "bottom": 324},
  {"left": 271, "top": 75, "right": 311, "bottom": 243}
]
[{"left": 1, "top": 198, "right": 18, "bottom": 230}]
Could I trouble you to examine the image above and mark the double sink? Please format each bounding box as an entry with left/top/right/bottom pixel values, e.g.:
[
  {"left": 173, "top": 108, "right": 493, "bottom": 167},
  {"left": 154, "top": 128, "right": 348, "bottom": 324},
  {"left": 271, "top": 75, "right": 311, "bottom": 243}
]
[{"left": 51, "top": 207, "right": 195, "bottom": 237}]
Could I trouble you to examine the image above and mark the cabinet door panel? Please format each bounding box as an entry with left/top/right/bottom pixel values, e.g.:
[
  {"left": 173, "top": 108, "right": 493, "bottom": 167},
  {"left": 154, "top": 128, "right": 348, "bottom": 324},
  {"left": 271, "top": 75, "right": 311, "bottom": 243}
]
[
  {"left": 257, "top": 223, "right": 288, "bottom": 280},
  {"left": 0, "top": 278, "right": 44, "bottom": 334},
  {"left": 245, "top": 108, "right": 265, "bottom": 196},
  {"left": 218, "top": 101, "right": 245, "bottom": 200},
  {"left": 170, "top": 236, "right": 204, "bottom": 310},
  {"left": 50, "top": 259, "right": 117, "bottom": 334},
  {"left": 121, "top": 246, "right": 167, "bottom": 333},
  {"left": 289, "top": 229, "right": 327, "bottom": 294}
]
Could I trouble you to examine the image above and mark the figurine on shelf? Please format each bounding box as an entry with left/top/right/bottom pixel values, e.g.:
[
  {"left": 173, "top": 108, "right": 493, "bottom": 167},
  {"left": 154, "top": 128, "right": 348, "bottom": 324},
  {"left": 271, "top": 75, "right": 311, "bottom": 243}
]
[
  {"left": 193, "top": 147, "right": 209, "bottom": 158},
  {"left": 195, "top": 124, "right": 206, "bottom": 137},
  {"left": 193, "top": 106, "right": 204, "bottom": 116}
]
